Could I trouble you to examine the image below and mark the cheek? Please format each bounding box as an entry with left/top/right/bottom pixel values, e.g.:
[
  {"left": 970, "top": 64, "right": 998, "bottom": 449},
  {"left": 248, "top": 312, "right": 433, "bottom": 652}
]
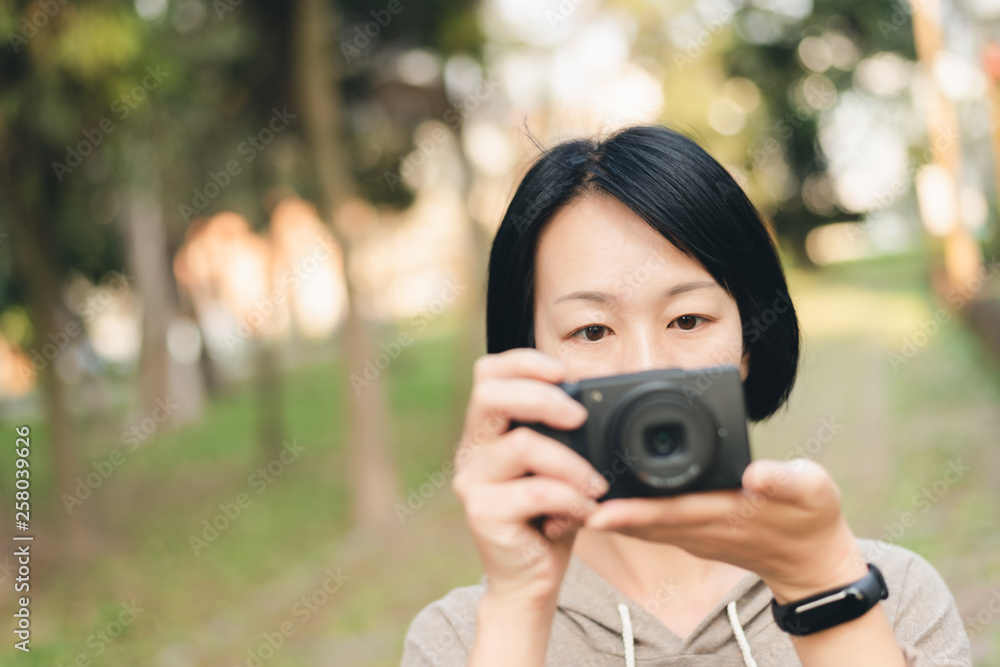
[
  {"left": 553, "top": 348, "right": 608, "bottom": 383},
  {"left": 703, "top": 317, "right": 746, "bottom": 367}
]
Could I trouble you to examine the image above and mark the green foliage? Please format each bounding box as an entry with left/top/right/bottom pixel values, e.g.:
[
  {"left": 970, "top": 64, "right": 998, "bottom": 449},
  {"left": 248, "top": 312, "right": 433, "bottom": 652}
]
[
  {"left": 0, "top": 0, "right": 483, "bottom": 317},
  {"left": 725, "top": 2, "right": 917, "bottom": 255}
]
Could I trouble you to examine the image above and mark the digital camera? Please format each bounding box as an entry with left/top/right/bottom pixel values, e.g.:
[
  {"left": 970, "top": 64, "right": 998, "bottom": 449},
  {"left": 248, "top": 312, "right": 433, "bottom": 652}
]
[{"left": 511, "top": 366, "right": 751, "bottom": 500}]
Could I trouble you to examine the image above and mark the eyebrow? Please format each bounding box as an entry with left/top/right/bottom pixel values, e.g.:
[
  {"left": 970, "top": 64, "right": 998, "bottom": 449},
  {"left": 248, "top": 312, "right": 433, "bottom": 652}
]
[
  {"left": 553, "top": 280, "right": 719, "bottom": 305},
  {"left": 665, "top": 280, "right": 719, "bottom": 297}
]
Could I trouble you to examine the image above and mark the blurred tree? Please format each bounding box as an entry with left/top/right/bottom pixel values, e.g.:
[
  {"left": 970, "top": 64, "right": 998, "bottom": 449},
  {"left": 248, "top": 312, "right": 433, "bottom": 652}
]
[
  {"left": 293, "top": 0, "right": 481, "bottom": 526},
  {"left": 724, "top": 0, "right": 917, "bottom": 264},
  {"left": 295, "top": 0, "right": 395, "bottom": 526},
  {"left": 1, "top": 0, "right": 484, "bottom": 535},
  {"left": 0, "top": 1, "right": 147, "bottom": 545}
]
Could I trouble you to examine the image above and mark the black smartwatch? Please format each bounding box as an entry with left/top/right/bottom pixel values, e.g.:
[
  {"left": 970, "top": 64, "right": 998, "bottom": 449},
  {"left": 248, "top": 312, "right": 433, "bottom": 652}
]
[{"left": 771, "top": 562, "right": 889, "bottom": 636}]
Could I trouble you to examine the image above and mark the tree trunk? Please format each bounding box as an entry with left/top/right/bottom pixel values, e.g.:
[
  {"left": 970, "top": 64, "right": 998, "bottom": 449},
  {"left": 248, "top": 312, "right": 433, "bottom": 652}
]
[
  {"left": 456, "top": 156, "right": 489, "bottom": 425},
  {"left": 294, "top": 0, "right": 398, "bottom": 527},
  {"left": 0, "top": 177, "right": 79, "bottom": 546},
  {"left": 910, "top": 0, "right": 982, "bottom": 288},
  {"left": 256, "top": 340, "right": 283, "bottom": 462},
  {"left": 123, "top": 140, "right": 204, "bottom": 424}
]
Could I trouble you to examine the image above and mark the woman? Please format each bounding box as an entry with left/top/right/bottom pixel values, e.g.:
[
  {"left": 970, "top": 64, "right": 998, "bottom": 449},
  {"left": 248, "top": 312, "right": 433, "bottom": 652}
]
[{"left": 402, "top": 126, "right": 970, "bottom": 666}]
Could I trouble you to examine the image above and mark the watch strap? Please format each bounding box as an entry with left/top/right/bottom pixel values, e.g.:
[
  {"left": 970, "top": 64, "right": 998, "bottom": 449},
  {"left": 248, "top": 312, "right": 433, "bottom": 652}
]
[{"left": 771, "top": 562, "right": 889, "bottom": 636}]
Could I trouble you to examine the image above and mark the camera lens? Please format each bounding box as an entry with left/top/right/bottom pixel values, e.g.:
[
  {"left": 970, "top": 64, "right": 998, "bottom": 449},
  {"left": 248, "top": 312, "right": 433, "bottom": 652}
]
[
  {"left": 645, "top": 424, "right": 684, "bottom": 457},
  {"left": 608, "top": 381, "right": 717, "bottom": 493}
]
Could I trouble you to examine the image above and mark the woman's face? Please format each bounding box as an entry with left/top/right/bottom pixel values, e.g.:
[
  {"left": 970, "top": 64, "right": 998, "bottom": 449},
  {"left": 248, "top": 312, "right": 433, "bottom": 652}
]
[{"left": 533, "top": 193, "right": 749, "bottom": 383}]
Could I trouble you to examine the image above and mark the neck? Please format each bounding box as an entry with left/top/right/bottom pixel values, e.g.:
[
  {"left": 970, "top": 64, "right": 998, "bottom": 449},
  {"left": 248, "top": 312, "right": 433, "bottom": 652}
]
[{"left": 573, "top": 527, "right": 750, "bottom": 618}]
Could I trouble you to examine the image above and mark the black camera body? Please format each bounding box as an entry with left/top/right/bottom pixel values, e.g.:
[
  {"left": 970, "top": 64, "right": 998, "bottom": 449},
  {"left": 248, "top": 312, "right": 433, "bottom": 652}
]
[{"left": 511, "top": 366, "right": 751, "bottom": 500}]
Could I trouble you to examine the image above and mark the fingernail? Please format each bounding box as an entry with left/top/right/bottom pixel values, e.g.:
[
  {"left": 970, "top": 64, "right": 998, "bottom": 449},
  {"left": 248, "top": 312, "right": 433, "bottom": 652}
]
[
  {"left": 544, "top": 521, "right": 562, "bottom": 539},
  {"left": 585, "top": 510, "right": 607, "bottom": 529},
  {"left": 586, "top": 474, "right": 609, "bottom": 498}
]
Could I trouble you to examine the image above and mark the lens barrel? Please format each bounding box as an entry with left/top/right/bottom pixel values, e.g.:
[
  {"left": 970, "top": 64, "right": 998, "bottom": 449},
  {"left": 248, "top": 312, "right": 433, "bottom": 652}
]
[{"left": 608, "top": 381, "right": 718, "bottom": 491}]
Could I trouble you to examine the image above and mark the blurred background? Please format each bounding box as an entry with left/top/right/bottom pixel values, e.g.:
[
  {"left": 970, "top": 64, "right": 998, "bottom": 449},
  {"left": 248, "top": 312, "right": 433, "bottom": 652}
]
[{"left": 1, "top": 0, "right": 999, "bottom": 664}]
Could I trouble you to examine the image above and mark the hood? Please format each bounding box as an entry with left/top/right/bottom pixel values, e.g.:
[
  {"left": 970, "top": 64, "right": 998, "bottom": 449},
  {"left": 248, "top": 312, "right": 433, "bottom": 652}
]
[{"left": 556, "top": 554, "right": 770, "bottom": 666}]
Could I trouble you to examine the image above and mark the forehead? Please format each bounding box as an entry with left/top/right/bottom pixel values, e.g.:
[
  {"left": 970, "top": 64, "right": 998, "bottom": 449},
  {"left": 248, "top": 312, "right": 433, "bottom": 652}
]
[{"left": 534, "top": 193, "right": 712, "bottom": 297}]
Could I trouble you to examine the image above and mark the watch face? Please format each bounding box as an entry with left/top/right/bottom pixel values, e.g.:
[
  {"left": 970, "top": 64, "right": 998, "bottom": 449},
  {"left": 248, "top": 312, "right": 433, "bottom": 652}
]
[{"left": 787, "top": 587, "right": 869, "bottom": 634}]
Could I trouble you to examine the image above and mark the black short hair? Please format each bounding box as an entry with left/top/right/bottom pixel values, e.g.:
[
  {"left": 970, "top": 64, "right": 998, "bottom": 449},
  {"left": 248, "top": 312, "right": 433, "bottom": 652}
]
[{"left": 485, "top": 125, "right": 800, "bottom": 422}]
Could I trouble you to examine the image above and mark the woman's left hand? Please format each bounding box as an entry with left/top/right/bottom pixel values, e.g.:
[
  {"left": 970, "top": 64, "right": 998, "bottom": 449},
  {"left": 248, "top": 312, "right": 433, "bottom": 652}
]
[{"left": 583, "top": 458, "right": 869, "bottom": 603}]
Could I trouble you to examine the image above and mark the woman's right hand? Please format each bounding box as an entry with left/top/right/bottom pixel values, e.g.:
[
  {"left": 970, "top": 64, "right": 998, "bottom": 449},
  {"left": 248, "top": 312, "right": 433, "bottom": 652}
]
[{"left": 451, "top": 348, "right": 608, "bottom": 607}]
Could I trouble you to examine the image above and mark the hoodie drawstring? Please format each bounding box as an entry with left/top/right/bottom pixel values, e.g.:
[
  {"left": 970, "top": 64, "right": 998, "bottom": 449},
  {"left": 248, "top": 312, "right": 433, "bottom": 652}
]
[
  {"left": 726, "top": 601, "right": 758, "bottom": 667},
  {"left": 617, "top": 604, "right": 635, "bottom": 667},
  {"left": 616, "top": 602, "right": 758, "bottom": 667}
]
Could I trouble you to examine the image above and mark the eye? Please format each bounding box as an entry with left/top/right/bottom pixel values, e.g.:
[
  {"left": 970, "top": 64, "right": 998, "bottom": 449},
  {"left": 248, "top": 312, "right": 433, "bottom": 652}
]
[
  {"left": 571, "top": 325, "right": 611, "bottom": 342},
  {"left": 670, "top": 315, "right": 706, "bottom": 331}
]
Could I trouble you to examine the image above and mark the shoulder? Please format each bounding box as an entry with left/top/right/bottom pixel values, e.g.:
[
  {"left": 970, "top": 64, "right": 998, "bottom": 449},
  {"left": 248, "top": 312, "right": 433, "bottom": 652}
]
[
  {"left": 858, "top": 538, "right": 971, "bottom": 665},
  {"left": 401, "top": 582, "right": 485, "bottom": 666},
  {"left": 859, "top": 538, "right": 954, "bottom": 612}
]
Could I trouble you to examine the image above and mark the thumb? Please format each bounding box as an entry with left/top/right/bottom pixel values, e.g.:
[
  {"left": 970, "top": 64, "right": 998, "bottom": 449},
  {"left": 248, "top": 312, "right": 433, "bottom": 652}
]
[{"left": 742, "top": 458, "right": 835, "bottom": 506}]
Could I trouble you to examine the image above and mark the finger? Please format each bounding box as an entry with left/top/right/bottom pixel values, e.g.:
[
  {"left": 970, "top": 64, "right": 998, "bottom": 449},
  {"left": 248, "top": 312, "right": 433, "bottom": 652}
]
[
  {"left": 485, "top": 477, "right": 598, "bottom": 524},
  {"left": 462, "top": 349, "right": 575, "bottom": 445},
  {"left": 742, "top": 458, "right": 838, "bottom": 507},
  {"left": 462, "top": 427, "right": 608, "bottom": 497},
  {"left": 472, "top": 348, "right": 568, "bottom": 384},
  {"left": 462, "top": 378, "right": 588, "bottom": 448},
  {"left": 542, "top": 513, "right": 582, "bottom": 541},
  {"left": 584, "top": 490, "right": 742, "bottom": 530}
]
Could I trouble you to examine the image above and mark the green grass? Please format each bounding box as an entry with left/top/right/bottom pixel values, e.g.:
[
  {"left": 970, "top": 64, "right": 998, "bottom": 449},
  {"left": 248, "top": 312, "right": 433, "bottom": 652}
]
[{"left": 0, "top": 323, "right": 472, "bottom": 665}]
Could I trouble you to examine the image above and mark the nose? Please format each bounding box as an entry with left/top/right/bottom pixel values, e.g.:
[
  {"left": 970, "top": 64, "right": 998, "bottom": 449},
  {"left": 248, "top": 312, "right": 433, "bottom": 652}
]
[{"left": 618, "top": 328, "right": 677, "bottom": 374}]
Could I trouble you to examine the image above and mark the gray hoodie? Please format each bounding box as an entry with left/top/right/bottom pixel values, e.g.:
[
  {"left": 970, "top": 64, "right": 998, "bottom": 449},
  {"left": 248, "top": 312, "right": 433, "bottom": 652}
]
[{"left": 402, "top": 539, "right": 971, "bottom": 666}]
